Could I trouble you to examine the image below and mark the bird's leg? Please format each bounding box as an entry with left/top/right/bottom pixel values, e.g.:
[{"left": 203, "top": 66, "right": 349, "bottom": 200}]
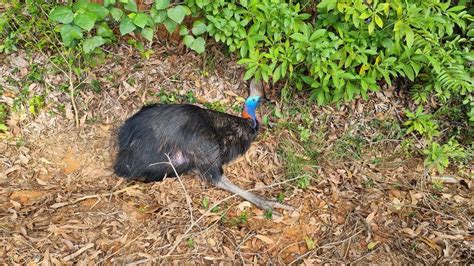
[{"left": 215, "top": 175, "right": 294, "bottom": 211}]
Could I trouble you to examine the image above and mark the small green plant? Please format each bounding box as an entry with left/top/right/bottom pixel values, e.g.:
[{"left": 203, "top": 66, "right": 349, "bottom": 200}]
[
  {"left": 203, "top": 101, "right": 226, "bottom": 112},
  {"left": 0, "top": 103, "right": 8, "bottom": 132},
  {"left": 156, "top": 90, "right": 177, "bottom": 103},
  {"left": 201, "top": 197, "right": 210, "bottom": 209},
  {"left": 276, "top": 192, "right": 285, "bottom": 203},
  {"left": 280, "top": 141, "right": 318, "bottom": 190},
  {"left": 137, "top": 205, "right": 148, "bottom": 213},
  {"left": 432, "top": 179, "right": 444, "bottom": 192},
  {"left": 304, "top": 236, "right": 316, "bottom": 250},
  {"left": 186, "top": 238, "right": 195, "bottom": 248},
  {"left": 331, "top": 133, "right": 366, "bottom": 160},
  {"left": 297, "top": 175, "right": 311, "bottom": 189},
  {"left": 185, "top": 91, "right": 197, "bottom": 104},
  {"left": 297, "top": 125, "right": 311, "bottom": 142},
  {"left": 363, "top": 178, "right": 375, "bottom": 188},
  {"left": 238, "top": 210, "right": 248, "bottom": 224},
  {"left": 210, "top": 205, "right": 220, "bottom": 213},
  {"left": 423, "top": 140, "right": 466, "bottom": 173},
  {"left": 28, "top": 95, "right": 45, "bottom": 116},
  {"left": 404, "top": 106, "right": 440, "bottom": 140},
  {"left": 263, "top": 209, "right": 273, "bottom": 219}
]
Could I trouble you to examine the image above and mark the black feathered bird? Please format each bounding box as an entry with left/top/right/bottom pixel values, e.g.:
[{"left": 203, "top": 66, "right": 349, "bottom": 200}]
[{"left": 113, "top": 81, "right": 293, "bottom": 211}]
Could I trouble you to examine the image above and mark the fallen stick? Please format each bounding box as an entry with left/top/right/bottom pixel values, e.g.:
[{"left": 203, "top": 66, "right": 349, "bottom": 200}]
[{"left": 50, "top": 185, "right": 141, "bottom": 209}]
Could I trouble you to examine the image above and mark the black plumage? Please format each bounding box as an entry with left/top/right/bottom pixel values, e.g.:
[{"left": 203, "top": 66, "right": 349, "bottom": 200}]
[
  {"left": 113, "top": 82, "right": 293, "bottom": 212},
  {"left": 114, "top": 103, "right": 257, "bottom": 183}
]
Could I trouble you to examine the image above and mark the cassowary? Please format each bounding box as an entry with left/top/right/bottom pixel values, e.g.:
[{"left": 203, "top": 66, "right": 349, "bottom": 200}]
[{"left": 113, "top": 80, "right": 293, "bottom": 211}]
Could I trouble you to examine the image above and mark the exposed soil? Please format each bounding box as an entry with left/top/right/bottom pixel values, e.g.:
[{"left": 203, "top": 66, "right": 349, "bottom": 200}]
[{"left": 0, "top": 43, "right": 473, "bottom": 264}]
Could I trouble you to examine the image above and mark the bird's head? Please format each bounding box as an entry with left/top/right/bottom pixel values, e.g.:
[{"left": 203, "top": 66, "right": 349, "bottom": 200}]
[{"left": 242, "top": 79, "right": 263, "bottom": 129}]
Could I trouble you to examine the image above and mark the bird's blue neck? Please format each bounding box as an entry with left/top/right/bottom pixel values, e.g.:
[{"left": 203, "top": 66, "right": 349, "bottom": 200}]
[{"left": 243, "top": 102, "right": 259, "bottom": 129}]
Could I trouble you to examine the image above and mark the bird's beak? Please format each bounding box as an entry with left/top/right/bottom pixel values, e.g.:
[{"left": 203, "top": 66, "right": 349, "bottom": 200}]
[{"left": 249, "top": 79, "right": 264, "bottom": 98}]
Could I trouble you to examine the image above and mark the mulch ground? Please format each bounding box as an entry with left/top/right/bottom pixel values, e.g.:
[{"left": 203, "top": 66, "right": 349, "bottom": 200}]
[{"left": 0, "top": 42, "right": 472, "bottom": 264}]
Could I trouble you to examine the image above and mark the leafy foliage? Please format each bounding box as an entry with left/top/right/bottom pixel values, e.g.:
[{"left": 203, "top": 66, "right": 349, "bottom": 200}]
[
  {"left": 185, "top": 0, "right": 471, "bottom": 108},
  {"left": 0, "top": 103, "right": 7, "bottom": 132},
  {"left": 423, "top": 140, "right": 466, "bottom": 173},
  {"left": 404, "top": 107, "right": 440, "bottom": 140},
  {"left": 185, "top": 0, "right": 472, "bottom": 172},
  {"left": 48, "top": 0, "right": 206, "bottom": 54}
]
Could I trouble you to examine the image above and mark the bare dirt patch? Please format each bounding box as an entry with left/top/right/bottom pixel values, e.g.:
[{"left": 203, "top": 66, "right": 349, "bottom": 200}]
[{"left": 1, "top": 45, "right": 472, "bottom": 264}]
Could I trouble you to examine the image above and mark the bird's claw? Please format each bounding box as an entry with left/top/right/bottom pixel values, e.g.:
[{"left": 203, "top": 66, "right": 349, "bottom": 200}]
[{"left": 260, "top": 200, "right": 295, "bottom": 212}]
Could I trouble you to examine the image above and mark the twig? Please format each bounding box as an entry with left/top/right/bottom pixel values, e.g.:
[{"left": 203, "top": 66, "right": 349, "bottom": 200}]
[
  {"left": 98, "top": 231, "right": 146, "bottom": 264},
  {"left": 288, "top": 229, "right": 364, "bottom": 265},
  {"left": 164, "top": 154, "right": 194, "bottom": 223},
  {"left": 163, "top": 175, "right": 301, "bottom": 257},
  {"left": 50, "top": 185, "right": 141, "bottom": 209},
  {"left": 68, "top": 68, "right": 80, "bottom": 127},
  {"left": 63, "top": 243, "right": 94, "bottom": 261},
  {"left": 349, "top": 248, "right": 379, "bottom": 264}
]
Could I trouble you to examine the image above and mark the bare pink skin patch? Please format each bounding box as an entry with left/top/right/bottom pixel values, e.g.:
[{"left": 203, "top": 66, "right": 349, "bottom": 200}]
[{"left": 170, "top": 150, "right": 187, "bottom": 165}]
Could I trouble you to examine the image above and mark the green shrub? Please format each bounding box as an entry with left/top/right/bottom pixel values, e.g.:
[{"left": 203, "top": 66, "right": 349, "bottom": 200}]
[
  {"left": 47, "top": 0, "right": 207, "bottom": 54},
  {"left": 185, "top": 0, "right": 472, "bottom": 172},
  {"left": 42, "top": 0, "right": 472, "bottom": 121},
  {"left": 404, "top": 106, "right": 440, "bottom": 140},
  {"left": 185, "top": 0, "right": 471, "bottom": 111},
  {"left": 0, "top": 103, "right": 7, "bottom": 132},
  {"left": 423, "top": 140, "right": 466, "bottom": 173}
]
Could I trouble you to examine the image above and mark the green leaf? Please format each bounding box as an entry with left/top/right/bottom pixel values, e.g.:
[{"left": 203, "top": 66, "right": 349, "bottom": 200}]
[
  {"left": 243, "top": 65, "right": 258, "bottom": 80},
  {"left": 290, "top": 32, "right": 307, "bottom": 42},
  {"left": 192, "top": 20, "right": 207, "bottom": 35},
  {"left": 49, "top": 6, "right": 74, "bottom": 24},
  {"left": 359, "top": 11, "right": 372, "bottom": 19},
  {"left": 196, "top": 0, "right": 210, "bottom": 8},
  {"left": 447, "top": 5, "right": 465, "bottom": 12},
  {"left": 167, "top": 5, "right": 186, "bottom": 24},
  {"left": 155, "top": 0, "right": 170, "bottom": 10},
  {"left": 179, "top": 25, "right": 188, "bottom": 36},
  {"left": 237, "top": 58, "right": 253, "bottom": 65},
  {"left": 402, "top": 64, "right": 415, "bottom": 81},
  {"left": 183, "top": 35, "right": 195, "bottom": 47},
  {"left": 310, "top": 29, "right": 326, "bottom": 40},
  {"left": 124, "top": 0, "right": 138, "bottom": 12},
  {"left": 190, "top": 37, "right": 205, "bottom": 54},
  {"left": 317, "top": 0, "right": 337, "bottom": 10},
  {"left": 97, "top": 23, "right": 115, "bottom": 39},
  {"left": 133, "top": 13, "right": 148, "bottom": 28},
  {"left": 368, "top": 21, "right": 375, "bottom": 34},
  {"left": 110, "top": 8, "right": 124, "bottom": 22},
  {"left": 405, "top": 29, "right": 414, "bottom": 48},
  {"left": 74, "top": 12, "right": 97, "bottom": 31},
  {"left": 150, "top": 9, "right": 167, "bottom": 23},
  {"left": 86, "top": 3, "right": 109, "bottom": 20},
  {"left": 83, "top": 36, "right": 105, "bottom": 54},
  {"left": 374, "top": 14, "right": 383, "bottom": 28},
  {"left": 74, "top": 0, "right": 89, "bottom": 12},
  {"left": 119, "top": 17, "right": 137, "bottom": 35},
  {"left": 141, "top": 27, "right": 154, "bottom": 41},
  {"left": 104, "top": 0, "right": 116, "bottom": 7},
  {"left": 60, "top": 24, "right": 83, "bottom": 46},
  {"left": 273, "top": 65, "right": 282, "bottom": 83},
  {"left": 367, "top": 242, "right": 378, "bottom": 250},
  {"left": 0, "top": 124, "right": 7, "bottom": 132},
  {"left": 425, "top": 55, "right": 441, "bottom": 73},
  {"left": 163, "top": 18, "right": 177, "bottom": 33}
]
